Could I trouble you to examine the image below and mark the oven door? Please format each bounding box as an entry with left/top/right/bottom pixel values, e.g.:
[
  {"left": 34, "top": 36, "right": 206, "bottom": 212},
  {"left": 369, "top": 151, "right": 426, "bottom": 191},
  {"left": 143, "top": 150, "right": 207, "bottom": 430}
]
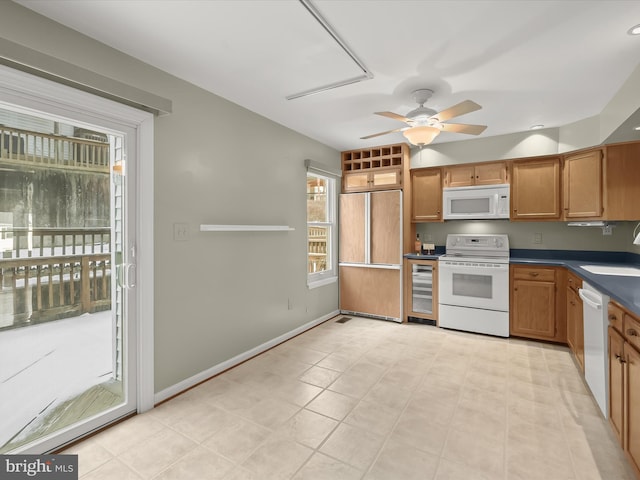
[{"left": 438, "top": 259, "right": 509, "bottom": 311}]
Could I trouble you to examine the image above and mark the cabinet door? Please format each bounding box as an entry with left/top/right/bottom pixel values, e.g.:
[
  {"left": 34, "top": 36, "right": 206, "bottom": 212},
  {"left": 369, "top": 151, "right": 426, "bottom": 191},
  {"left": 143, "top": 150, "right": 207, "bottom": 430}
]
[
  {"left": 339, "top": 193, "right": 366, "bottom": 263},
  {"left": 563, "top": 149, "right": 603, "bottom": 219},
  {"left": 511, "top": 157, "right": 561, "bottom": 220},
  {"left": 475, "top": 162, "right": 507, "bottom": 185},
  {"left": 511, "top": 278, "right": 556, "bottom": 339},
  {"left": 567, "top": 287, "right": 584, "bottom": 371},
  {"left": 339, "top": 266, "right": 401, "bottom": 319},
  {"left": 445, "top": 164, "right": 475, "bottom": 187},
  {"left": 567, "top": 287, "right": 577, "bottom": 352},
  {"left": 609, "top": 326, "right": 625, "bottom": 447},
  {"left": 343, "top": 172, "right": 370, "bottom": 192},
  {"left": 626, "top": 343, "right": 640, "bottom": 476},
  {"left": 370, "top": 190, "right": 401, "bottom": 265},
  {"left": 605, "top": 142, "right": 640, "bottom": 220},
  {"left": 411, "top": 168, "right": 442, "bottom": 221},
  {"left": 370, "top": 169, "right": 401, "bottom": 190}
]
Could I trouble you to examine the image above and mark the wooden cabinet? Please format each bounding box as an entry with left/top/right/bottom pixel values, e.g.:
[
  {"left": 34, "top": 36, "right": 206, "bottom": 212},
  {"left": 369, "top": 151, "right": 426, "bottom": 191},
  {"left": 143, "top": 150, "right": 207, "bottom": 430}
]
[
  {"left": 510, "top": 156, "right": 562, "bottom": 220},
  {"left": 444, "top": 161, "right": 508, "bottom": 187},
  {"left": 562, "top": 148, "right": 604, "bottom": 219},
  {"left": 609, "top": 325, "right": 625, "bottom": 446},
  {"left": 605, "top": 141, "right": 640, "bottom": 220},
  {"left": 339, "top": 190, "right": 402, "bottom": 321},
  {"left": 404, "top": 259, "right": 438, "bottom": 322},
  {"left": 608, "top": 300, "right": 640, "bottom": 479},
  {"left": 510, "top": 265, "right": 565, "bottom": 342},
  {"left": 341, "top": 143, "right": 408, "bottom": 193},
  {"left": 339, "top": 266, "right": 401, "bottom": 320},
  {"left": 411, "top": 167, "right": 442, "bottom": 222},
  {"left": 627, "top": 339, "right": 640, "bottom": 478},
  {"left": 566, "top": 271, "right": 584, "bottom": 372},
  {"left": 343, "top": 169, "right": 402, "bottom": 192}
]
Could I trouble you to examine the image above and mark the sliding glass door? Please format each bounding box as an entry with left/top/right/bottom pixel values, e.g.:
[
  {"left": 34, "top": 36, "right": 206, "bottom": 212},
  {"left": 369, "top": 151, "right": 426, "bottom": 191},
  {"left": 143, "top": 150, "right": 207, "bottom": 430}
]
[{"left": 0, "top": 68, "right": 146, "bottom": 453}]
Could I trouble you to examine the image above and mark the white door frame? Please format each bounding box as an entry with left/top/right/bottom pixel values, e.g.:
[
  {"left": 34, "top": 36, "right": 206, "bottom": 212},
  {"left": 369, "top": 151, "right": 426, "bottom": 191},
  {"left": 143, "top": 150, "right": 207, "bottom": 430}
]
[{"left": 0, "top": 64, "right": 154, "bottom": 449}]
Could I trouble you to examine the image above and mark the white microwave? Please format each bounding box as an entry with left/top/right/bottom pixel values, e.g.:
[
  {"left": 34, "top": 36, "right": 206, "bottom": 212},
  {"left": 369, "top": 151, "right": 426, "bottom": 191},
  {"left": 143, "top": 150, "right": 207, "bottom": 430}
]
[{"left": 443, "top": 184, "right": 510, "bottom": 220}]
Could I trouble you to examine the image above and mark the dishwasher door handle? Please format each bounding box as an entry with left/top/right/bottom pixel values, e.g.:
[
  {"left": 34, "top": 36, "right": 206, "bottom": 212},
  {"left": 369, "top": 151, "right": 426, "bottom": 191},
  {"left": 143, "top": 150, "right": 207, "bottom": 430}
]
[{"left": 579, "top": 288, "right": 603, "bottom": 309}]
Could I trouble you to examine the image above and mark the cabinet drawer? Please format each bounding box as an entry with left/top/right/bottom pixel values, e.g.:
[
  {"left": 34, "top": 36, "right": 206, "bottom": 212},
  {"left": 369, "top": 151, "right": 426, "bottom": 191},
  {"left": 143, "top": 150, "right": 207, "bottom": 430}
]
[
  {"left": 513, "top": 267, "right": 556, "bottom": 282},
  {"left": 608, "top": 302, "right": 624, "bottom": 333},
  {"left": 624, "top": 313, "right": 640, "bottom": 351}
]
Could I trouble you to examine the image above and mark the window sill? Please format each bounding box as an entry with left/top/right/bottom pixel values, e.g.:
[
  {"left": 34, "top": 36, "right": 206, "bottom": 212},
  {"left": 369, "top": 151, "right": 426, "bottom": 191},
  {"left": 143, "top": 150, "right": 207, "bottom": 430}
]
[{"left": 307, "top": 275, "right": 338, "bottom": 290}]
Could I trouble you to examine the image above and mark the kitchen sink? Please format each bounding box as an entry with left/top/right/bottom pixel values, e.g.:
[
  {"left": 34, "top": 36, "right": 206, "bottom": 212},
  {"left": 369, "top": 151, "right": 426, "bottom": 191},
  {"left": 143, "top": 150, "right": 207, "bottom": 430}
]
[{"left": 580, "top": 265, "right": 640, "bottom": 277}]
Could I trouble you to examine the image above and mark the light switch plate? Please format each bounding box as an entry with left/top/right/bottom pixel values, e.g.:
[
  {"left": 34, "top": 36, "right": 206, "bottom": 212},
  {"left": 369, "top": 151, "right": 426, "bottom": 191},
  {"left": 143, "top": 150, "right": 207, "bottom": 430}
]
[{"left": 174, "top": 223, "right": 189, "bottom": 241}]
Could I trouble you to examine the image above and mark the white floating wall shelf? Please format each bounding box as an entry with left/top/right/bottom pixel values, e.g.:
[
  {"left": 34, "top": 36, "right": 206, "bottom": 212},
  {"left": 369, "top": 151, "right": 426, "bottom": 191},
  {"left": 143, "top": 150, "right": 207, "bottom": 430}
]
[{"left": 200, "top": 224, "right": 295, "bottom": 232}]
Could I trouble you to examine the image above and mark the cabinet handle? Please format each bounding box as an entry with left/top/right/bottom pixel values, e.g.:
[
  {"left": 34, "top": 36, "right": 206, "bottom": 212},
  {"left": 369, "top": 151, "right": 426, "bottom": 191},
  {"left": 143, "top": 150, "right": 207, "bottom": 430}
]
[
  {"left": 529, "top": 272, "right": 539, "bottom": 277},
  {"left": 570, "top": 300, "right": 575, "bottom": 306},
  {"left": 616, "top": 354, "right": 626, "bottom": 364},
  {"left": 609, "top": 314, "right": 618, "bottom": 321},
  {"left": 627, "top": 329, "right": 638, "bottom": 337}
]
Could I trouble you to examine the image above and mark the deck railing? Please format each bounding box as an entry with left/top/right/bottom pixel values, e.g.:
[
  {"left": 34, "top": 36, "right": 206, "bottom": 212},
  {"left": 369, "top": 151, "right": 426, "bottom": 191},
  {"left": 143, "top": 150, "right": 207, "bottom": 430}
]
[
  {"left": 0, "top": 253, "right": 111, "bottom": 326},
  {"left": 0, "top": 125, "right": 110, "bottom": 173},
  {"left": 1, "top": 227, "right": 110, "bottom": 259},
  {"left": 0, "top": 228, "right": 112, "bottom": 328}
]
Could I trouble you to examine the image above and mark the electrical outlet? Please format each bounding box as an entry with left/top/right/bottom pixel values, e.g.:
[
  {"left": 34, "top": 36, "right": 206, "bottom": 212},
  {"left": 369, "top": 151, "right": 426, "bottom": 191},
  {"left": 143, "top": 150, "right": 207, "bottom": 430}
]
[
  {"left": 174, "top": 223, "right": 189, "bottom": 241},
  {"left": 533, "top": 232, "right": 542, "bottom": 244}
]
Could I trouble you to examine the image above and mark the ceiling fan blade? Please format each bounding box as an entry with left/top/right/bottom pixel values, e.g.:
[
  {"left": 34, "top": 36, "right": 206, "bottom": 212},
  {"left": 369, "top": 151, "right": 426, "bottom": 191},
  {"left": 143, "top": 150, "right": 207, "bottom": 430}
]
[
  {"left": 375, "top": 111, "right": 411, "bottom": 123},
  {"left": 440, "top": 123, "right": 487, "bottom": 135},
  {"left": 433, "top": 100, "right": 482, "bottom": 122},
  {"left": 360, "top": 127, "right": 406, "bottom": 140}
]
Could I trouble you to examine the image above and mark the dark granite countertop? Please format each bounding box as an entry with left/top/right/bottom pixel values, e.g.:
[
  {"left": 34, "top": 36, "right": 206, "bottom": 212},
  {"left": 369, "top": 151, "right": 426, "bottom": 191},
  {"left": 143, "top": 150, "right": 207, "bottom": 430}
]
[{"left": 403, "top": 247, "right": 640, "bottom": 315}]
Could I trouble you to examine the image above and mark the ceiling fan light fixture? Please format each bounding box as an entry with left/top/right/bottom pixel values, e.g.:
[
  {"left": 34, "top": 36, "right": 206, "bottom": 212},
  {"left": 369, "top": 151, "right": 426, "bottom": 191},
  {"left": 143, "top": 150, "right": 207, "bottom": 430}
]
[{"left": 403, "top": 126, "right": 440, "bottom": 146}]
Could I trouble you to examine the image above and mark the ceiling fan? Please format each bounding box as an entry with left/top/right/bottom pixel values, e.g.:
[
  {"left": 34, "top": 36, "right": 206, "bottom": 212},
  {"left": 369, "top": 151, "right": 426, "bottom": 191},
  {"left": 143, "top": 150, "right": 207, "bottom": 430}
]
[{"left": 361, "top": 89, "right": 487, "bottom": 146}]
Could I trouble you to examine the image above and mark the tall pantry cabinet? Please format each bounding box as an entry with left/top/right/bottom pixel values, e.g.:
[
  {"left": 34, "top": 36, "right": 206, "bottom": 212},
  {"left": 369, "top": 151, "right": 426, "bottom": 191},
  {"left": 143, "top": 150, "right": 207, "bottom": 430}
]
[
  {"left": 339, "top": 143, "right": 409, "bottom": 322},
  {"left": 339, "top": 190, "right": 402, "bottom": 321}
]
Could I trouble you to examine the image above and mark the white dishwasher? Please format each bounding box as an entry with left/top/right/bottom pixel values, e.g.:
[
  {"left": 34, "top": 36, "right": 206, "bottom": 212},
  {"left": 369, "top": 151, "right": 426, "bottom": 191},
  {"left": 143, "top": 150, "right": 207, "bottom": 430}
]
[{"left": 579, "top": 281, "right": 610, "bottom": 418}]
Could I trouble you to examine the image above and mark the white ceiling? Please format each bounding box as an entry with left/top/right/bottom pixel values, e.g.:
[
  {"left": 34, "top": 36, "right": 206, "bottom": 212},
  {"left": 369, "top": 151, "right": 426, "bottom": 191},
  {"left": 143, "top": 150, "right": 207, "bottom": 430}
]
[{"left": 15, "top": 0, "right": 640, "bottom": 151}]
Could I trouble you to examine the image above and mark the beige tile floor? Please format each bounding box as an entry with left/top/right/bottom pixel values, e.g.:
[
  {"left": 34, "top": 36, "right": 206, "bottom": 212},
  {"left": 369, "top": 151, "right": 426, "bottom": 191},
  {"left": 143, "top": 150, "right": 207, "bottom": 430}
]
[{"left": 65, "top": 316, "right": 635, "bottom": 479}]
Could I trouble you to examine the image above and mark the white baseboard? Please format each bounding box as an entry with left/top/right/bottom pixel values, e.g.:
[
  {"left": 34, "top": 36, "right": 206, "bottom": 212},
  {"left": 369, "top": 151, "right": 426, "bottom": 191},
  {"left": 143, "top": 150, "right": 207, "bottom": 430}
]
[{"left": 154, "top": 310, "right": 339, "bottom": 405}]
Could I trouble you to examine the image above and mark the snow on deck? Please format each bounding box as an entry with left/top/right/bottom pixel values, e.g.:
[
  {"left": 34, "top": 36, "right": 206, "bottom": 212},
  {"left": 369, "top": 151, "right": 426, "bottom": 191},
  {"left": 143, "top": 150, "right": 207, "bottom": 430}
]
[{"left": 0, "top": 311, "right": 113, "bottom": 448}]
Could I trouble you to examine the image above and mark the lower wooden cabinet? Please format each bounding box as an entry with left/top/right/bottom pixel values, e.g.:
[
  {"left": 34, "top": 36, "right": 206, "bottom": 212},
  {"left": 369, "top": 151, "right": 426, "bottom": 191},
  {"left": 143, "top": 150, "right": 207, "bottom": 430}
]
[
  {"left": 339, "top": 266, "right": 401, "bottom": 321},
  {"left": 627, "top": 342, "right": 640, "bottom": 477},
  {"left": 566, "top": 272, "right": 584, "bottom": 372},
  {"left": 510, "top": 265, "right": 565, "bottom": 342},
  {"left": 608, "top": 300, "right": 640, "bottom": 479},
  {"left": 609, "top": 325, "right": 625, "bottom": 446}
]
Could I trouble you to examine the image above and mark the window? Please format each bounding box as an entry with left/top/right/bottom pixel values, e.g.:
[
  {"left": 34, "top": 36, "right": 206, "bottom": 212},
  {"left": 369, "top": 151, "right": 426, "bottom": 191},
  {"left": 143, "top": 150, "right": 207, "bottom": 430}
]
[{"left": 307, "top": 172, "right": 336, "bottom": 287}]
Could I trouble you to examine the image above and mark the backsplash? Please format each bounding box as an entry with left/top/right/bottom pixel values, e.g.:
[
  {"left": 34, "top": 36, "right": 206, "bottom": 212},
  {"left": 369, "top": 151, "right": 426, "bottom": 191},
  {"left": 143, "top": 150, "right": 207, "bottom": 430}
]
[{"left": 415, "top": 221, "right": 639, "bottom": 254}]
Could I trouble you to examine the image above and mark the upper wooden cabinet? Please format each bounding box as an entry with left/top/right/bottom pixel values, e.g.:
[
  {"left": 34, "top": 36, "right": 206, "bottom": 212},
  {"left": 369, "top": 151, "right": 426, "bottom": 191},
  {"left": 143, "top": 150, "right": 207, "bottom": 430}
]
[
  {"left": 604, "top": 141, "right": 640, "bottom": 220},
  {"left": 510, "top": 156, "right": 562, "bottom": 220},
  {"left": 562, "top": 148, "right": 604, "bottom": 220},
  {"left": 444, "top": 161, "right": 508, "bottom": 187},
  {"left": 411, "top": 167, "right": 443, "bottom": 222},
  {"left": 341, "top": 143, "right": 409, "bottom": 193}
]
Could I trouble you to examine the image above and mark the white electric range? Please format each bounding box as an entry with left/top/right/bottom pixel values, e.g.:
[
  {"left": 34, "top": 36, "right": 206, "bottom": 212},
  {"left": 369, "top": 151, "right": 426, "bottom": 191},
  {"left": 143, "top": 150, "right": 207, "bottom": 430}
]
[{"left": 438, "top": 234, "right": 510, "bottom": 337}]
